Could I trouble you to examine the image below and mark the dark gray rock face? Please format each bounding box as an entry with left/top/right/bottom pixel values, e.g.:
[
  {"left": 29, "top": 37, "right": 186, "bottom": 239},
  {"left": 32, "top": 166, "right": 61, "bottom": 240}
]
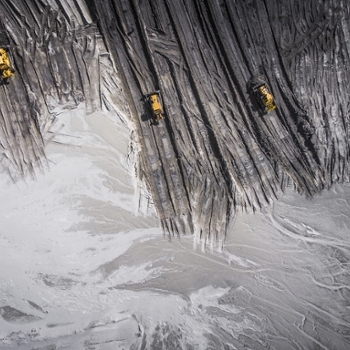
[
  {"left": 86, "top": 0, "right": 350, "bottom": 240},
  {"left": 0, "top": 0, "right": 115, "bottom": 179},
  {"left": 1, "top": 0, "right": 349, "bottom": 240}
]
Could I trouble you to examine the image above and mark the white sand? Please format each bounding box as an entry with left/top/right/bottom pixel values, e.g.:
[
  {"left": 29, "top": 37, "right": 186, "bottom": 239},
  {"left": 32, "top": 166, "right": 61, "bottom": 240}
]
[{"left": 0, "top": 106, "right": 349, "bottom": 349}]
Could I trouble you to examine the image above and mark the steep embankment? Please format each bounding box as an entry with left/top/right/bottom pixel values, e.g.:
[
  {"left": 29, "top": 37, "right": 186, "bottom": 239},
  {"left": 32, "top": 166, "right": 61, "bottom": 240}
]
[
  {"left": 88, "top": 0, "right": 350, "bottom": 241},
  {"left": 0, "top": 0, "right": 349, "bottom": 242},
  {"left": 0, "top": 0, "right": 124, "bottom": 178}
]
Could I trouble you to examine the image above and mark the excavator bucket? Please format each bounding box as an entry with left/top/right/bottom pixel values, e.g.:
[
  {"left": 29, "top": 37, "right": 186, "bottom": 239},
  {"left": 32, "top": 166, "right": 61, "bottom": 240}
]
[{"left": 146, "top": 90, "right": 164, "bottom": 123}]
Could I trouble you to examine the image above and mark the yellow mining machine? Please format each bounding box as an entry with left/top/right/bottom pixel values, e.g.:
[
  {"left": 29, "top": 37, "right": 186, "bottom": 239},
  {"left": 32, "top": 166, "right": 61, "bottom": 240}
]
[
  {"left": 0, "top": 48, "right": 15, "bottom": 82},
  {"left": 0, "top": 23, "right": 14, "bottom": 84},
  {"left": 250, "top": 76, "right": 276, "bottom": 113},
  {"left": 146, "top": 90, "right": 164, "bottom": 123},
  {"left": 254, "top": 83, "right": 276, "bottom": 112}
]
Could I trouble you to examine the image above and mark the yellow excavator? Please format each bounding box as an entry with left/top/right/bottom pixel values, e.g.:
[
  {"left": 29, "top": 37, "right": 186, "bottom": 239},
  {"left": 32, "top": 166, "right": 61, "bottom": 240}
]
[
  {"left": 0, "top": 47, "right": 15, "bottom": 82},
  {"left": 255, "top": 83, "right": 276, "bottom": 112},
  {"left": 0, "top": 22, "right": 14, "bottom": 84},
  {"left": 146, "top": 90, "right": 164, "bottom": 123},
  {"left": 250, "top": 76, "right": 276, "bottom": 113}
]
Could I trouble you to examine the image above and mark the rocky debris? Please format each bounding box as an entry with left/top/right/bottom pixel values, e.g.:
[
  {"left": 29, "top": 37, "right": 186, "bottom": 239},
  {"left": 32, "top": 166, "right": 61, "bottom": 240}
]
[{"left": 0, "top": 305, "right": 41, "bottom": 323}]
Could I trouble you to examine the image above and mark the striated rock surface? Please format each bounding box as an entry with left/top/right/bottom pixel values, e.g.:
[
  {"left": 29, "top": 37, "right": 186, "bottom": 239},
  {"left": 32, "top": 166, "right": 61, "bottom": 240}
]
[
  {"left": 0, "top": 0, "right": 349, "bottom": 241},
  {"left": 0, "top": 0, "right": 123, "bottom": 179}
]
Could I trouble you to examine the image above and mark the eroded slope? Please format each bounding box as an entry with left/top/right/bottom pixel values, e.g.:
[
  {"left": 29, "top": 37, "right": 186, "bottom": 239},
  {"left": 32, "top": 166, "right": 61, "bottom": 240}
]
[
  {"left": 0, "top": 0, "right": 349, "bottom": 241},
  {"left": 90, "top": 0, "right": 349, "bottom": 240}
]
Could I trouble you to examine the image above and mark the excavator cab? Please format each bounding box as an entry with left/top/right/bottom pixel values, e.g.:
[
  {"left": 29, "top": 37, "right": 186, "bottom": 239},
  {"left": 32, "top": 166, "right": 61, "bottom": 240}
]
[{"left": 146, "top": 90, "right": 164, "bottom": 123}]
